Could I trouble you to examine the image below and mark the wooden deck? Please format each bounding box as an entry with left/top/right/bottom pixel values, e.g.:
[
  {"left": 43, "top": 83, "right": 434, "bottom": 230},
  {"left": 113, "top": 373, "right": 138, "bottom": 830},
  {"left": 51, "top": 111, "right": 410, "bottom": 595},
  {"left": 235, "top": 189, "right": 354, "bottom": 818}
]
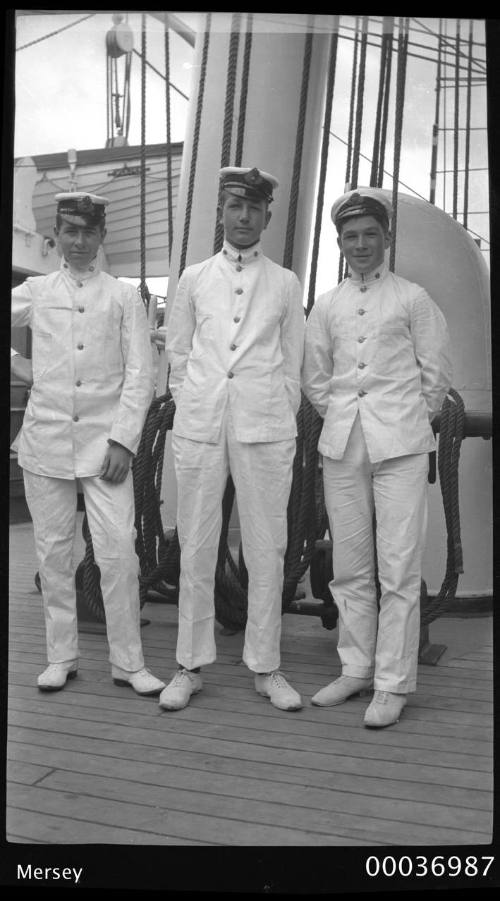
[{"left": 7, "top": 517, "right": 494, "bottom": 852}]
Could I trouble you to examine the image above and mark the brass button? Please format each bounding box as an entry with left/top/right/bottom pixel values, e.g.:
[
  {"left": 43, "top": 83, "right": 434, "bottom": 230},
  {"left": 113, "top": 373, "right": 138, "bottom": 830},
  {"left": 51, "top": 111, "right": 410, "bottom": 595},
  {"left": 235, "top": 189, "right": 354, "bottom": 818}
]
[
  {"left": 358, "top": 336, "right": 366, "bottom": 344},
  {"left": 77, "top": 343, "right": 84, "bottom": 350},
  {"left": 236, "top": 265, "right": 243, "bottom": 272},
  {"left": 73, "top": 415, "right": 80, "bottom": 422},
  {"left": 360, "top": 285, "right": 367, "bottom": 293},
  {"left": 235, "top": 288, "right": 243, "bottom": 295},
  {"left": 230, "top": 343, "right": 237, "bottom": 351},
  {"left": 358, "top": 308, "right": 366, "bottom": 315},
  {"left": 78, "top": 306, "right": 85, "bottom": 313},
  {"left": 358, "top": 389, "right": 367, "bottom": 397},
  {"left": 233, "top": 316, "right": 241, "bottom": 323},
  {"left": 358, "top": 362, "right": 366, "bottom": 369},
  {"left": 77, "top": 281, "right": 84, "bottom": 288},
  {"left": 228, "top": 371, "right": 234, "bottom": 379},
  {"left": 76, "top": 380, "right": 82, "bottom": 387}
]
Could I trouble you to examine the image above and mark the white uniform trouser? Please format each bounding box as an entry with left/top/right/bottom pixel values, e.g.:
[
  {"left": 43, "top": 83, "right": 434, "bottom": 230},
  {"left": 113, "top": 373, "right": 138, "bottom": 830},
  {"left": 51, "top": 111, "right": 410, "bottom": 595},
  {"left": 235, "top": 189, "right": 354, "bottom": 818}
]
[
  {"left": 172, "top": 409, "right": 296, "bottom": 673},
  {"left": 322, "top": 414, "right": 428, "bottom": 693},
  {"left": 23, "top": 469, "right": 144, "bottom": 672}
]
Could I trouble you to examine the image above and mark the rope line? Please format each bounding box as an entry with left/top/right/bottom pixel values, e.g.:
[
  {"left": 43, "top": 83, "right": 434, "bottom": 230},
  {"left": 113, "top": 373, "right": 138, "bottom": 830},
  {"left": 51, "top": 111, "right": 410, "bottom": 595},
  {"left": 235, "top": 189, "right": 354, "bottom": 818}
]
[
  {"left": 164, "top": 15, "right": 174, "bottom": 258},
  {"left": 350, "top": 15, "right": 369, "bottom": 190},
  {"left": 16, "top": 13, "right": 96, "bottom": 51},
  {"left": 306, "top": 17, "right": 339, "bottom": 315},
  {"left": 139, "top": 14, "right": 148, "bottom": 303},
  {"left": 377, "top": 23, "right": 394, "bottom": 187},
  {"left": 421, "top": 389, "right": 465, "bottom": 626},
  {"left": 282, "top": 18, "right": 314, "bottom": 270},
  {"left": 234, "top": 12, "right": 254, "bottom": 167},
  {"left": 179, "top": 13, "right": 212, "bottom": 277},
  {"left": 463, "top": 20, "right": 473, "bottom": 229},
  {"left": 389, "top": 17, "right": 409, "bottom": 272},
  {"left": 453, "top": 20, "right": 461, "bottom": 220},
  {"left": 213, "top": 13, "right": 242, "bottom": 254}
]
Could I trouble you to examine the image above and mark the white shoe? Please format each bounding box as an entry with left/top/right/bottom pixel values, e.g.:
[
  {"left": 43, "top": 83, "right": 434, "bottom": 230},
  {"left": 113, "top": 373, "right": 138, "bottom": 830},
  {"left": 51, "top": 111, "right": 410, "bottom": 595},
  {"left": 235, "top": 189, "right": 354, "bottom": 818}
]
[
  {"left": 311, "top": 675, "right": 372, "bottom": 707},
  {"left": 364, "top": 690, "right": 407, "bottom": 728},
  {"left": 112, "top": 666, "right": 165, "bottom": 696},
  {"left": 254, "top": 671, "right": 302, "bottom": 711},
  {"left": 37, "top": 661, "right": 78, "bottom": 692},
  {"left": 159, "top": 669, "right": 203, "bottom": 711}
]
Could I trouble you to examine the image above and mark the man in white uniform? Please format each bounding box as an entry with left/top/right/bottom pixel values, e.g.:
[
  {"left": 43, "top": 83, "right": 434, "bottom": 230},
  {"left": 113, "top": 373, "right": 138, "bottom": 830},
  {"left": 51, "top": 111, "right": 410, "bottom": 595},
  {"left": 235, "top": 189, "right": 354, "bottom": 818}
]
[
  {"left": 302, "top": 188, "right": 452, "bottom": 727},
  {"left": 11, "top": 192, "right": 165, "bottom": 697},
  {"left": 160, "top": 167, "right": 305, "bottom": 712}
]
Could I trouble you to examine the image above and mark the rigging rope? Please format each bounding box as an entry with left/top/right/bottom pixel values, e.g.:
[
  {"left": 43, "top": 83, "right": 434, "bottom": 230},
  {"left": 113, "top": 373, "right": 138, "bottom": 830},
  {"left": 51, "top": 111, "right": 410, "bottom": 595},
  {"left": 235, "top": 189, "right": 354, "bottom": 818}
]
[
  {"left": 389, "top": 16, "right": 409, "bottom": 273},
  {"left": 164, "top": 14, "right": 174, "bottom": 258},
  {"left": 350, "top": 15, "right": 369, "bottom": 190},
  {"left": 306, "top": 17, "right": 340, "bottom": 315},
  {"left": 429, "top": 19, "right": 442, "bottom": 205},
  {"left": 139, "top": 14, "right": 148, "bottom": 303},
  {"left": 453, "top": 20, "right": 461, "bottom": 220},
  {"left": 463, "top": 20, "right": 474, "bottom": 230},
  {"left": 179, "top": 13, "right": 212, "bottom": 277},
  {"left": 213, "top": 13, "right": 242, "bottom": 254},
  {"left": 370, "top": 17, "right": 393, "bottom": 187},
  {"left": 377, "top": 23, "right": 393, "bottom": 188},
  {"left": 16, "top": 13, "right": 96, "bottom": 51},
  {"left": 234, "top": 13, "right": 254, "bottom": 167},
  {"left": 282, "top": 16, "right": 314, "bottom": 270}
]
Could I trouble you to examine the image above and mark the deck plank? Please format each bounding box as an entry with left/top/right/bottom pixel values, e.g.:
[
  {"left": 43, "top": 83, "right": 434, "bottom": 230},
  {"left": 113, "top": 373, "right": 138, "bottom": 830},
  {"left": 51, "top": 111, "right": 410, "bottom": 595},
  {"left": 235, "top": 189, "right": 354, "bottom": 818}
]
[{"left": 7, "top": 520, "right": 494, "bottom": 847}]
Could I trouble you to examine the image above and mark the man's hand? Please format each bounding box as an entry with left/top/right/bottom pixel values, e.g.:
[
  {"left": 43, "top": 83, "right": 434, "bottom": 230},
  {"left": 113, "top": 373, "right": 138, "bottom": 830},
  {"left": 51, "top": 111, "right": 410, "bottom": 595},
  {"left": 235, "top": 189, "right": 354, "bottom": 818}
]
[
  {"left": 11, "top": 354, "right": 33, "bottom": 386},
  {"left": 99, "top": 442, "right": 133, "bottom": 483}
]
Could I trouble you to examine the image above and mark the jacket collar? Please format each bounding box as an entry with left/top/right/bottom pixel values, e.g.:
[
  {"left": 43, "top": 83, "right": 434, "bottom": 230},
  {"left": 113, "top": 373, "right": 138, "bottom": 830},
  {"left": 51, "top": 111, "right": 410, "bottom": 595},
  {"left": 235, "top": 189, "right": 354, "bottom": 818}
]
[
  {"left": 61, "top": 255, "right": 101, "bottom": 281},
  {"left": 222, "top": 239, "right": 263, "bottom": 265},
  {"left": 348, "top": 261, "right": 388, "bottom": 286}
]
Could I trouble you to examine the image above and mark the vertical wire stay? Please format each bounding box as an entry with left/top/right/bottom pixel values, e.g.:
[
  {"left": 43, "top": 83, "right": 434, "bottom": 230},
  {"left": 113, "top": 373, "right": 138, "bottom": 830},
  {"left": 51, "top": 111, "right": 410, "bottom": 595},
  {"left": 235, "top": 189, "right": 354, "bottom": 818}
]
[
  {"left": 452, "top": 19, "right": 461, "bottom": 220},
  {"left": 282, "top": 16, "right": 314, "bottom": 270},
  {"left": 306, "top": 16, "right": 339, "bottom": 315},
  {"left": 429, "top": 18, "right": 442, "bottom": 204},
  {"left": 350, "top": 14, "right": 368, "bottom": 190},
  {"left": 140, "top": 13, "right": 148, "bottom": 306},
  {"left": 389, "top": 16, "right": 409, "bottom": 272},
  {"left": 234, "top": 12, "right": 254, "bottom": 167},
  {"left": 179, "top": 13, "right": 212, "bottom": 277},
  {"left": 463, "top": 19, "right": 473, "bottom": 230},
  {"left": 164, "top": 13, "right": 174, "bottom": 259}
]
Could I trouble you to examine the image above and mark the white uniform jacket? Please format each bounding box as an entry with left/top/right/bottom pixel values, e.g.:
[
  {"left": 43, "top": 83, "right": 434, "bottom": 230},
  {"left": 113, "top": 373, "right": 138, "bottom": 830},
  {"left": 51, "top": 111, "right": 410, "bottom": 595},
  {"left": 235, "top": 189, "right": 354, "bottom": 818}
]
[
  {"left": 166, "top": 240, "right": 305, "bottom": 444},
  {"left": 11, "top": 260, "right": 154, "bottom": 478},
  {"left": 302, "top": 263, "right": 453, "bottom": 462}
]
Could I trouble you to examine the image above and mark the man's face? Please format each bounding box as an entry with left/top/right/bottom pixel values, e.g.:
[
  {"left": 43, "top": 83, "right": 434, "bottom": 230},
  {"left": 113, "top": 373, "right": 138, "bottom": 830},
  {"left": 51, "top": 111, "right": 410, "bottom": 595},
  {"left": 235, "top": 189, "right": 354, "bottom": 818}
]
[
  {"left": 337, "top": 214, "right": 390, "bottom": 276},
  {"left": 219, "top": 192, "right": 271, "bottom": 249},
  {"left": 55, "top": 217, "right": 106, "bottom": 271}
]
